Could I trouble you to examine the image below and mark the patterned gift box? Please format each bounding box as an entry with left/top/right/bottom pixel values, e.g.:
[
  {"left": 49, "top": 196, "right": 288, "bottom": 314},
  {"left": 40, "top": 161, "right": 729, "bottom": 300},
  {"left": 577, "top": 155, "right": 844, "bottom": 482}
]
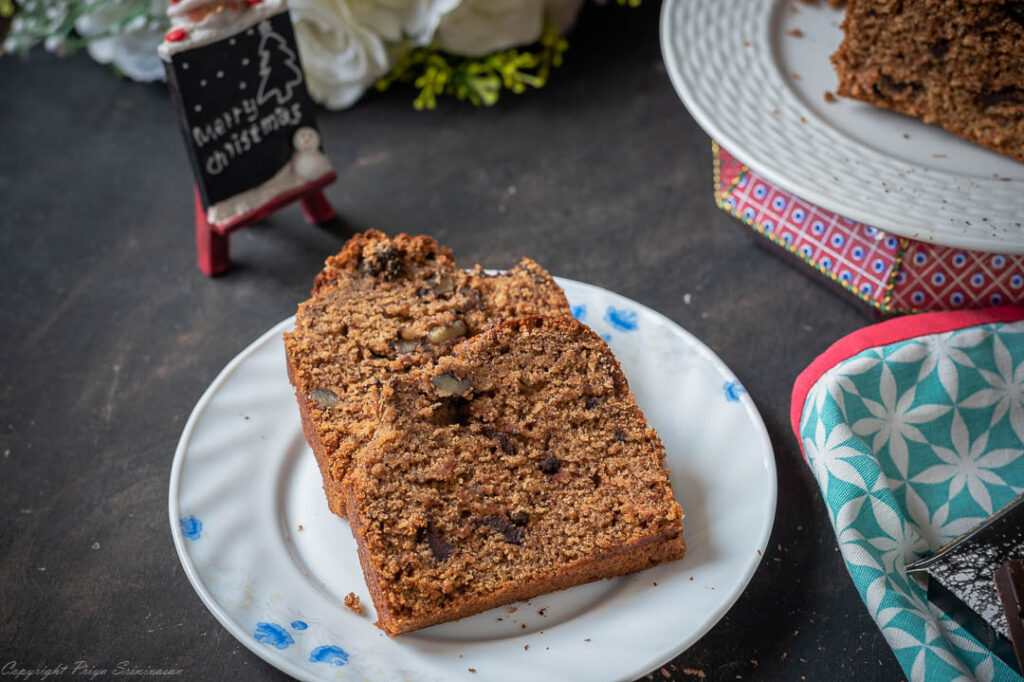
[{"left": 714, "top": 143, "right": 1024, "bottom": 315}]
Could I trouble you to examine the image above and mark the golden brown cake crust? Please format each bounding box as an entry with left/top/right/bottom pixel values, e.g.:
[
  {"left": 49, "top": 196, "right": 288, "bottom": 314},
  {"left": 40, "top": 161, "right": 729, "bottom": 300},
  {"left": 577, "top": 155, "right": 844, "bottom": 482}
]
[
  {"left": 283, "top": 231, "right": 571, "bottom": 516},
  {"left": 832, "top": 0, "right": 1024, "bottom": 162},
  {"left": 346, "top": 316, "right": 686, "bottom": 636}
]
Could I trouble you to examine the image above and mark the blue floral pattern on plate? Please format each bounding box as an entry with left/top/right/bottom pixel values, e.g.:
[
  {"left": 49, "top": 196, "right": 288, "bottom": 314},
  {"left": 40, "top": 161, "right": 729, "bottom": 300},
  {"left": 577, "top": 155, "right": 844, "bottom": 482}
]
[
  {"left": 605, "top": 306, "right": 638, "bottom": 332},
  {"left": 309, "top": 645, "right": 349, "bottom": 666},
  {"left": 180, "top": 515, "right": 202, "bottom": 541},
  {"left": 254, "top": 623, "right": 294, "bottom": 650},
  {"left": 254, "top": 617, "right": 349, "bottom": 668},
  {"left": 723, "top": 381, "right": 746, "bottom": 402}
]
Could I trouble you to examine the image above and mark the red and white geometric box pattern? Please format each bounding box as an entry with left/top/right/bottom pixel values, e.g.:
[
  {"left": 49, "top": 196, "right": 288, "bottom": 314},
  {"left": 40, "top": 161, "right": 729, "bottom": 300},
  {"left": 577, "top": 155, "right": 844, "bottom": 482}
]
[{"left": 714, "top": 144, "right": 1023, "bottom": 315}]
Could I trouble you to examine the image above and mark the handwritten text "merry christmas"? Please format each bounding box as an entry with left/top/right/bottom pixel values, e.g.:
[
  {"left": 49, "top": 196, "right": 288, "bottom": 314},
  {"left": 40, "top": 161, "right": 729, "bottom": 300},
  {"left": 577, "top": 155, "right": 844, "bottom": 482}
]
[{"left": 191, "top": 99, "right": 303, "bottom": 175}]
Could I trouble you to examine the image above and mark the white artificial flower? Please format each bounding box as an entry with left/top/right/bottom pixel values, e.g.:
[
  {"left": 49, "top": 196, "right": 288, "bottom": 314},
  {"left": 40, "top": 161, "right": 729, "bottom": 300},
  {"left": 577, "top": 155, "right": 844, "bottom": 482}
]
[
  {"left": 63, "top": 0, "right": 586, "bottom": 105},
  {"left": 435, "top": 0, "right": 544, "bottom": 57},
  {"left": 290, "top": 0, "right": 392, "bottom": 109},
  {"left": 349, "top": 0, "right": 461, "bottom": 46},
  {"left": 74, "top": 0, "right": 168, "bottom": 82}
]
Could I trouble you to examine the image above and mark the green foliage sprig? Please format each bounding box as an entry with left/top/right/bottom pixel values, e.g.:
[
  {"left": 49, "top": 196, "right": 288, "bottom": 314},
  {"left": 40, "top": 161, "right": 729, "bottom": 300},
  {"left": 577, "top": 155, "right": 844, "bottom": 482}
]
[{"left": 375, "top": 24, "right": 569, "bottom": 110}]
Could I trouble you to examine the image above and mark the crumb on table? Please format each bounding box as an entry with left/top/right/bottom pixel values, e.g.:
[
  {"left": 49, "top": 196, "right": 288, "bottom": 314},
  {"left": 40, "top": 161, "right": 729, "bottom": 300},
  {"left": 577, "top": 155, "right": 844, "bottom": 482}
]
[
  {"left": 344, "top": 592, "right": 363, "bottom": 614},
  {"left": 786, "top": 28, "right": 804, "bottom": 37},
  {"left": 824, "top": 91, "right": 837, "bottom": 103}
]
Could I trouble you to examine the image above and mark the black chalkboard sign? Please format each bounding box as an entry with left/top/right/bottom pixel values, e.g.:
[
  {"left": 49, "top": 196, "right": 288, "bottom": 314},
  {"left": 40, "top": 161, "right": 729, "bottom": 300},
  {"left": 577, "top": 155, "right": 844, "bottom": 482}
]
[{"left": 165, "top": 12, "right": 322, "bottom": 210}]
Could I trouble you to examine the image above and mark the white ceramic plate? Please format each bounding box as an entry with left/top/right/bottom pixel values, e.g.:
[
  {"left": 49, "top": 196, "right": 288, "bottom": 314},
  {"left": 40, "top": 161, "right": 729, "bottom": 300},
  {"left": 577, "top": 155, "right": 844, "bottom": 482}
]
[
  {"left": 661, "top": 0, "right": 1024, "bottom": 253},
  {"left": 169, "top": 278, "right": 777, "bottom": 682}
]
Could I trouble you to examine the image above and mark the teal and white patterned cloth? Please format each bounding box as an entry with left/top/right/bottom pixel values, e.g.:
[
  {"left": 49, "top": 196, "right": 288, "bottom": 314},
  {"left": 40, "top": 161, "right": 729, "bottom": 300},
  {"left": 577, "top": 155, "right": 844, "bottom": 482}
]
[{"left": 795, "top": 312, "right": 1024, "bottom": 681}]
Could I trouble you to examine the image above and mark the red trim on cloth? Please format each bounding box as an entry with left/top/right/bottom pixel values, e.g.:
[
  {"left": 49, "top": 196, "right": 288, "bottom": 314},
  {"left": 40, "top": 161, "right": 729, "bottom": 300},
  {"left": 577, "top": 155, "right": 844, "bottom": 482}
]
[{"left": 790, "top": 306, "right": 1024, "bottom": 460}]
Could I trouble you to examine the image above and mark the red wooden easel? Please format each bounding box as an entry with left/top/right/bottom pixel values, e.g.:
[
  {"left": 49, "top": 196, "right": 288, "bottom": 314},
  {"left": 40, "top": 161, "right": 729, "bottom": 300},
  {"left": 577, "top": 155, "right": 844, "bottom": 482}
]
[{"left": 194, "top": 171, "right": 338, "bottom": 276}]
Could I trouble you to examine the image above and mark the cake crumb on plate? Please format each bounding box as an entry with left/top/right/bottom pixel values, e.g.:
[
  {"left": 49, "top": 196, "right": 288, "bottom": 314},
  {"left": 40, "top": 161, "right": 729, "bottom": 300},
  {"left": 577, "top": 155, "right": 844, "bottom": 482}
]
[{"left": 344, "top": 592, "right": 362, "bottom": 614}]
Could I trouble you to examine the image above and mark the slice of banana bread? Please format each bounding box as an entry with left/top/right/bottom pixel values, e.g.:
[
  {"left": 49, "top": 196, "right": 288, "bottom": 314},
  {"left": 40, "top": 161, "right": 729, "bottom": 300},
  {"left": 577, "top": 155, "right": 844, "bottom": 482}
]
[
  {"left": 346, "top": 316, "right": 686, "bottom": 636},
  {"left": 283, "top": 231, "right": 571, "bottom": 517},
  {"left": 832, "top": 0, "right": 1024, "bottom": 162}
]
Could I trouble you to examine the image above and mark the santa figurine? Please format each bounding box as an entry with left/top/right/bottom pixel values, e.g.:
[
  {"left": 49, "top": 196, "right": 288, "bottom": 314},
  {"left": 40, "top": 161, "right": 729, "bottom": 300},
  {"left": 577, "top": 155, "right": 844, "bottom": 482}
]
[
  {"left": 162, "top": 0, "right": 264, "bottom": 49},
  {"left": 158, "top": 0, "right": 337, "bottom": 276}
]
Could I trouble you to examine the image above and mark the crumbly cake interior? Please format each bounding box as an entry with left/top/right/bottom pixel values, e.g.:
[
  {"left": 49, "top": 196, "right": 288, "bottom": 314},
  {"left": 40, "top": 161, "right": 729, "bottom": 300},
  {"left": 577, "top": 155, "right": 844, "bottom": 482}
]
[
  {"left": 347, "top": 317, "right": 685, "bottom": 635},
  {"left": 283, "top": 231, "right": 571, "bottom": 516},
  {"left": 832, "top": 0, "right": 1024, "bottom": 162}
]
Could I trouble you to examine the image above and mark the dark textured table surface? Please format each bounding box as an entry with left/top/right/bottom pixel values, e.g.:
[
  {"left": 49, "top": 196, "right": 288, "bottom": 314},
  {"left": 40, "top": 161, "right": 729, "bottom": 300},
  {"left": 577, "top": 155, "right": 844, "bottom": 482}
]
[{"left": 1, "top": 2, "right": 905, "bottom": 680}]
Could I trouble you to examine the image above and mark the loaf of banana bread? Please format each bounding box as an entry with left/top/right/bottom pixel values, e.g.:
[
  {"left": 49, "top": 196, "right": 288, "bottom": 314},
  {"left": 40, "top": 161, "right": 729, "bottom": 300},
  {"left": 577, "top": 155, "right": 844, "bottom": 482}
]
[{"left": 832, "top": 0, "right": 1024, "bottom": 162}]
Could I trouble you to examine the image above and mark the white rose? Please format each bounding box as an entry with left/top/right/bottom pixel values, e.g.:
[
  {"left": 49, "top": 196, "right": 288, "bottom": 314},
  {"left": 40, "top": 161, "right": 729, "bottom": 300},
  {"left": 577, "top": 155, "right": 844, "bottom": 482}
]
[
  {"left": 74, "top": 0, "right": 168, "bottom": 82},
  {"left": 435, "top": 0, "right": 544, "bottom": 58},
  {"left": 290, "top": 0, "right": 392, "bottom": 109},
  {"left": 349, "top": 0, "right": 461, "bottom": 46}
]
